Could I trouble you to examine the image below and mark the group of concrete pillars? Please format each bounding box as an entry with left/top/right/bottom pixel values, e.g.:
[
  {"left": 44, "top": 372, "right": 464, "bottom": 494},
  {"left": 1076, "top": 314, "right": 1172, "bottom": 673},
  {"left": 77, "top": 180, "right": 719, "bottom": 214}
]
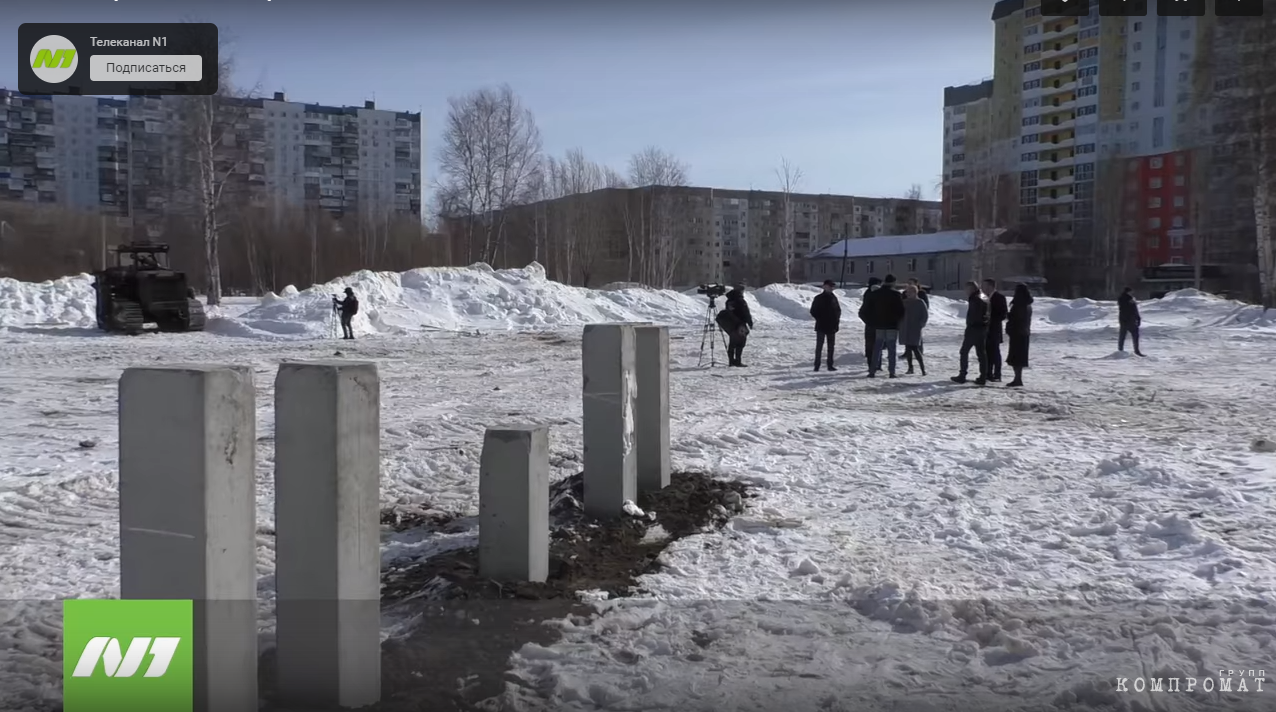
[
  {"left": 477, "top": 322, "right": 671, "bottom": 582},
  {"left": 118, "top": 360, "right": 381, "bottom": 711},
  {"left": 112, "top": 323, "right": 670, "bottom": 710}
]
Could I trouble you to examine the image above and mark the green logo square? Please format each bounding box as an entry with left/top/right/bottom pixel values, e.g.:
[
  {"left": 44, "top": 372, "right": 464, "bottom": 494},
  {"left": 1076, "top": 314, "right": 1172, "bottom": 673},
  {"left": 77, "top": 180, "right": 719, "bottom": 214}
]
[{"left": 63, "top": 599, "right": 193, "bottom": 712}]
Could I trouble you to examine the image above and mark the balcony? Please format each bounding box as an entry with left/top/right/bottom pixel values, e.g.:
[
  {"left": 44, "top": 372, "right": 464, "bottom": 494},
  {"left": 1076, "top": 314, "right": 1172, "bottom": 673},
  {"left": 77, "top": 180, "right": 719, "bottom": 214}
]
[
  {"left": 1037, "top": 172, "right": 1075, "bottom": 188},
  {"left": 1041, "top": 43, "right": 1078, "bottom": 61},
  {"left": 1042, "top": 21, "right": 1080, "bottom": 41},
  {"left": 1044, "top": 135, "right": 1076, "bottom": 150},
  {"left": 1038, "top": 192, "right": 1075, "bottom": 206}
]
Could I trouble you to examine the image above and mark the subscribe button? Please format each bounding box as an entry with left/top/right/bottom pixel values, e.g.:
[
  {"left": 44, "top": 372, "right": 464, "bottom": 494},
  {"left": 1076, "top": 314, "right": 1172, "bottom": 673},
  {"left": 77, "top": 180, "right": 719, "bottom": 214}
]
[{"left": 89, "top": 55, "right": 202, "bottom": 82}]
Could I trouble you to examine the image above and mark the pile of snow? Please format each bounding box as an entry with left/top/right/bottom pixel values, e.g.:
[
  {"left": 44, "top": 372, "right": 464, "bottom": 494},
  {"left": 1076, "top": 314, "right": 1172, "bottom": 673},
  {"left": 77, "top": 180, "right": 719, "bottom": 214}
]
[{"left": 0, "top": 275, "right": 96, "bottom": 328}]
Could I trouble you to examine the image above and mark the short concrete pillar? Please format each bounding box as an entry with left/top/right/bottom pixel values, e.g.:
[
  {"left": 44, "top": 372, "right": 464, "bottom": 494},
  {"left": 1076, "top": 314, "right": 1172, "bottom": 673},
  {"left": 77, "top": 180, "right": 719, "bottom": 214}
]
[
  {"left": 581, "top": 323, "right": 637, "bottom": 518},
  {"left": 118, "top": 365, "right": 258, "bottom": 712},
  {"left": 274, "top": 361, "right": 381, "bottom": 709},
  {"left": 479, "top": 426, "right": 550, "bottom": 582},
  {"left": 633, "top": 325, "right": 671, "bottom": 493}
]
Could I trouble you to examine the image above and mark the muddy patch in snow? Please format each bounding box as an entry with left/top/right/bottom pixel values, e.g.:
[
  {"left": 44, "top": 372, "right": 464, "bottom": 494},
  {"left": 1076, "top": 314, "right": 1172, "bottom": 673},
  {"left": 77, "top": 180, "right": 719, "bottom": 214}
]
[{"left": 308, "top": 470, "right": 754, "bottom": 712}]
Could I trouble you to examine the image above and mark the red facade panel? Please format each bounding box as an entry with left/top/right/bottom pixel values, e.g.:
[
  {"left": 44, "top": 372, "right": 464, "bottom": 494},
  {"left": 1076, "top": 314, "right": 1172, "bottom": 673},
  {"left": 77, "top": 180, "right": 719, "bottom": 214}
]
[{"left": 1130, "top": 150, "right": 1193, "bottom": 267}]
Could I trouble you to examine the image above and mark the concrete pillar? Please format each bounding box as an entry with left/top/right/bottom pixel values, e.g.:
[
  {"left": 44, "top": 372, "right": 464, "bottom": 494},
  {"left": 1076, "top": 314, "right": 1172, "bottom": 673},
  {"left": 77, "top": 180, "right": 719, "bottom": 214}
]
[
  {"left": 118, "top": 365, "right": 258, "bottom": 712},
  {"left": 581, "top": 323, "right": 637, "bottom": 518},
  {"left": 479, "top": 426, "right": 550, "bottom": 582},
  {"left": 273, "top": 361, "right": 381, "bottom": 709},
  {"left": 633, "top": 325, "right": 671, "bottom": 493}
]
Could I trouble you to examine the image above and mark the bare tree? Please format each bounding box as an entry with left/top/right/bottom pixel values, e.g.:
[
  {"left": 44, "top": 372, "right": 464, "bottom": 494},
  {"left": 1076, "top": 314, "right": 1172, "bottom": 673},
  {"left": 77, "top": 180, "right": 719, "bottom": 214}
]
[
  {"left": 168, "top": 24, "right": 258, "bottom": 306},
  {"left": 436, "top": 84, "right": 543, "bottom": 266},
  {"left": 624, "top": 146, "right": 689, "bottom": 286},
  {"left": 962, "top": 152, "right": 1009, "bottom": 282},
  {"left": 1091, "top": 155, "right": 1134, "bottom": 299},
  {"left": 905, "top": 183, "right": 924, "bottom": 201},
  {"left": 774, "top": 157, "right": 803, "bottom": 283}
]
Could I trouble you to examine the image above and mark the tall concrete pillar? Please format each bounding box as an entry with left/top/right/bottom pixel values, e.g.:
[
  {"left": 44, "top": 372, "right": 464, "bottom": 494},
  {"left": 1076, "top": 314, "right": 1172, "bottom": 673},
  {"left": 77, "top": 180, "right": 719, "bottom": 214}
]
[
  {"left": 479, "top": 426, "right": 550, "bottom": 582},
  {"left": 118, "top": 365, "right": 258, "bottom": 712},
  {"left": 581, "top": 323, "right": 637, "bottom": 518},
  {"left": 633, "top": 325, "right": 671, "bottom": 493},
  {"left": 274, "top": 361, "right": 381, "bottom": 709}
]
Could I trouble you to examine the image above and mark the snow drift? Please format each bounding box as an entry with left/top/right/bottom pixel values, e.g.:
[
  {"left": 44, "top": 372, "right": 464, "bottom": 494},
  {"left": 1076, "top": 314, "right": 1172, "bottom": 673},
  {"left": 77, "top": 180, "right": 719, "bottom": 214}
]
[{"left": 0, "top": 263, "right": 1272, "bottom": 336}]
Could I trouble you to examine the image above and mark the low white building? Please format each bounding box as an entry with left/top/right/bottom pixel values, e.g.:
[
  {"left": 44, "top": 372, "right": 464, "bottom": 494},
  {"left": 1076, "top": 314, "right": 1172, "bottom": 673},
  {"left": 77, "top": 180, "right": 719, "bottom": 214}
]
[{"left": 804, "top": 229, "right": 1045, "bottom": 296}]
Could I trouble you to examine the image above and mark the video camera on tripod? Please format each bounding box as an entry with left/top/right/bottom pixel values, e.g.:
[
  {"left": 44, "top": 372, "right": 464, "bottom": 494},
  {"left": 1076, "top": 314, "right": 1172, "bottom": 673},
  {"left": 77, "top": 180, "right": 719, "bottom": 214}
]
[{"left": 697, "top": 283, "right": 728, "bottom": 303}]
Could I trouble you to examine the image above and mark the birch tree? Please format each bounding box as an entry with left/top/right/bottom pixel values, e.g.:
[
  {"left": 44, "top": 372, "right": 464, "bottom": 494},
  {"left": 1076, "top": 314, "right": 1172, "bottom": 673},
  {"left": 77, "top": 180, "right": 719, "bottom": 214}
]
[
  {"left": 964, "top": 153, "right": 1007, "bottom": 282},
  {"left": 625, "top": 146, "right": 689, "bottom": 287},
  {"left": 436, "top": 84, "right": 543, "bottom": 266},
  {"left": 170, "top": 25, "right": 254, "bottom": 306},
  {"left": 774, "top": 157, "right": 803, "bottom": 283}
]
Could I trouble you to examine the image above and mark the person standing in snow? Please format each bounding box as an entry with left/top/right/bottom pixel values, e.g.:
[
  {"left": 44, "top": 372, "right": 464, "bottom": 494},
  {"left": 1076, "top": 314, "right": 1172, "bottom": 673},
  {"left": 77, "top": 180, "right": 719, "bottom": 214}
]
[
  {"left": 862, "top": 274, "right": 906, "bottom": 378},
  {"left": 1117, "top": 286, "right": 1145, "bottom": 356},
  {"left": 809, "top": 279, "right": 842, "bottom": 371},
  {"left": 1005, "top": 283, "right": 1034, "bottom": 388},
  {"left": 907, "top": 277, "right": 930, "bottom": 306},
  {"left": 722, "top": 282, "right": 753, "bottom": 367},
  {"left": 904, "top": 277, "right": 929, "bottom": 372},
  {"left": 333, "top": 287, "right": 359, "bottom": 340},
  {"left": 982, "top": 278, "right": 1009, "bottom": 382},
  {"left": 898, "top": 284, "right": 929, "bottom": 376},
  {"left": 952, "top": 281, "right": 990, "bottom": 385},
  {"left": 859, "top": 277, "right": 882, "bottom": 364}
]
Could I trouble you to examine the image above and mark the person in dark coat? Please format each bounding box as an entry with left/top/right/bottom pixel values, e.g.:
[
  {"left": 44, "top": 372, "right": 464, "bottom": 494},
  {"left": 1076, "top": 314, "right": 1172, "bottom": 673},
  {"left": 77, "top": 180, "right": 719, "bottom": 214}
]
[
  {"left": 904, "top": 277, "right": 929, "bottom": 372},
  {"left": 1117, "top": 287, "right": 1145, "bottom": 356},
  {"left": 981, "top": 278, "right": 1009, "bottom": 382},
  {"left": 952, "top": 281, "right": 989, "bottom": 385},
  {"left": 333, "top": 287, "right": 359, "bottom": 340},
  {"left": 721, "top": 282, "right": 754, "bottom": 367},
  {"left": 898, "top": 284, "right": 929, "bottom": 376},
  {"left": 809, "top": 279, "right": 841, "bottom": 371},
  {"left": 862, "top": 274, "right": 906, "bottom": 377},
  {"left": 1005, "top": 283, "right": 1034, "bottom": 388},
  {"left": 859, "top": 277, "right": 882, "bottom": 364}
]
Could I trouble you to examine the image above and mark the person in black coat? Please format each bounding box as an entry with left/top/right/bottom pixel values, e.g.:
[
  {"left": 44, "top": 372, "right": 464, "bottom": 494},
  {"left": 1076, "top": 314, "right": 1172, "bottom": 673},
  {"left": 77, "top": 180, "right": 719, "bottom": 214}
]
[
  {"left": 861, "top": 274, "right": 906, "bottom": 377},
  {"left": 981, "top": 278, "right": 1009, "bottom": 382},
  {"left": 859, "top": 277, "right": 882, "bottom": 363},
  {"left": 1117, "top": 287, "right": 1145, "bottom": 356},
  {"left": 952, "top": 281, "right": 989, "bottom": 385},
  {"left": 333, "top": 287, "right": 359, "bottom": 340},
  {"left": 721, "top": 282, "right": 754, "bottom": 367},
  {"left": 809, "top": 279, "right": 842, "bottom": 371},
  {"left": 1005, "top": 283, "right": 1033, "bottom": 388}
]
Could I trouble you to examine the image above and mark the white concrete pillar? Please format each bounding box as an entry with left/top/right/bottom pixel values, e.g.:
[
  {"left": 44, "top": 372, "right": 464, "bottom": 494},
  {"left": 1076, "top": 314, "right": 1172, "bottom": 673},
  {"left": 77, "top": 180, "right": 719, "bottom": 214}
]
[
  {"left": 273, "top": 361, "right": 381, "bottom": 709},
  {"left": 118, "top": 365, "right": 258, "bottom": 712},
  {"left": 479, "top": 425, "right": 550, "bottom": 582},
  {"left": 634, "top": 325, "right": 671, "bottom": 493},
  {"left": 581, "top": 323, "right": 637, "bottom": 518}
]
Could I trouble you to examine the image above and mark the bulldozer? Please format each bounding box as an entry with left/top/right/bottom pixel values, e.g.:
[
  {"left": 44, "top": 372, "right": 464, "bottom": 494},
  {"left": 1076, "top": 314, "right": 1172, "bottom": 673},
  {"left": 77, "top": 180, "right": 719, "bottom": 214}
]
[{"left": 92, "top": 242, "right": 207, "bottom": 334}]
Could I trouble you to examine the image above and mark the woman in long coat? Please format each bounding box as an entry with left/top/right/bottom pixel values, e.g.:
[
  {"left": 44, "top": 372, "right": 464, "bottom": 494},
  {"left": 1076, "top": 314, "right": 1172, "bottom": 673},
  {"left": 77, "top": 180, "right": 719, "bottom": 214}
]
[
  {"left": 1005, "top": 283, "right": 1034, "bottom": 388},
  {"left": 898, "top": 284, "right": 929, "bottom": 376}
]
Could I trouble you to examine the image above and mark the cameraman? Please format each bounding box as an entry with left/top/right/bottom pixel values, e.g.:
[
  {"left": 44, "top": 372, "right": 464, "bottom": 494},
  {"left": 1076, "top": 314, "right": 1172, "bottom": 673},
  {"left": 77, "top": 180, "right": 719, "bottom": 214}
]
[
  {"left": 719, "top": 282, "right": 753, "bottom": 367},
  {"left": 332, "top": 287, "right": 359, "bottom": 340}
]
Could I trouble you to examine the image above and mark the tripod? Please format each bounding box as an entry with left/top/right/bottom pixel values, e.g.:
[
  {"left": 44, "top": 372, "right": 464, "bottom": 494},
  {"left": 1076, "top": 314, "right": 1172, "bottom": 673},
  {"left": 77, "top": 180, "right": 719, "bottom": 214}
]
[{"left": 697, "top": 297, "right": 729, "bottom": 367}]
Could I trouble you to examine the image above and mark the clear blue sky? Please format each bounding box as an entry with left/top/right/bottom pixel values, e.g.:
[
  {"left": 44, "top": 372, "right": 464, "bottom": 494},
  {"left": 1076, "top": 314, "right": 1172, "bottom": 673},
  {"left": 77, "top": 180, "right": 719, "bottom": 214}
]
[{"left": 2, "top": 0, "right": 995, "bottom": 200}]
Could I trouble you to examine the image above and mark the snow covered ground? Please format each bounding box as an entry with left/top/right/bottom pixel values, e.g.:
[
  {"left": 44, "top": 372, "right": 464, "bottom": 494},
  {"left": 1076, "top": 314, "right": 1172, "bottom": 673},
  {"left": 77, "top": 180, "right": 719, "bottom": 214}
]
[{"left": 1, "top": 263, "right": 1275, "bottom": 710}]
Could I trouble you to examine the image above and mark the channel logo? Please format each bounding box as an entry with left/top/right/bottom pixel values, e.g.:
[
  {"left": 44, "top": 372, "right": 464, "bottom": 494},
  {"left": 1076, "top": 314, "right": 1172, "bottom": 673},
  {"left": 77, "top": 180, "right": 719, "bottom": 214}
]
[{"left": 29, "top": 34, "right": 78, "bottom": 83}]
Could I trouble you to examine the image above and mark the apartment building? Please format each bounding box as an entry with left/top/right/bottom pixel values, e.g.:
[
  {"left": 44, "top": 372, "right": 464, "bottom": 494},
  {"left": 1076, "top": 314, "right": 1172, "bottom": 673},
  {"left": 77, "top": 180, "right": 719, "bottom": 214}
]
[
  {"left": 0, "top": 89, "right": 422, "bottom": 236},
  {"left": 447, "top": 186, "right": 940, "bottom": 288},
  {"left": 941, "top": 1, "right": 1259, "bottom": 297}
]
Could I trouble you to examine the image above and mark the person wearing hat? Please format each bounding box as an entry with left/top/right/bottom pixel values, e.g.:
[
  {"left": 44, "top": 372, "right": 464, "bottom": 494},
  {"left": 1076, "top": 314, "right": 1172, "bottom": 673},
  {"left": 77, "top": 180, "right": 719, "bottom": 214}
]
[
  {"left": 809, "top": 279, "right": 842, "bottom": 371},
  {"left": 859, "top": 277, "right": 883, "bottom": 365},
  {"left": 332, "top": 287, "right": 360, "bottom": 340},
  {"left": 721, "top": 282, "right": 754, "bottom": 366}
]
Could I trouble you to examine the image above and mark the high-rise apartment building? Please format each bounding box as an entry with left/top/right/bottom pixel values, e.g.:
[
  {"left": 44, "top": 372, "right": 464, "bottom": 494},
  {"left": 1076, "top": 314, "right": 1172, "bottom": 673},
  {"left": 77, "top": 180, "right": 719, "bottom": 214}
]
[
  {"left": 942, "top": 0, "right": 1227, "bottom": 296},
  {"left": 0, "top": 89, "right": 422, "bottom": 235}
]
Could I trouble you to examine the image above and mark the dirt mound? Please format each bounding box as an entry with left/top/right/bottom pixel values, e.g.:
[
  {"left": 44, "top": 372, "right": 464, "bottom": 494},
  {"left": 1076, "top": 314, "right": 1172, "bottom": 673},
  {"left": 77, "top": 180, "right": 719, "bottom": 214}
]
[{"left": 323, "top": 470, "right": 753, "bottom": 712}]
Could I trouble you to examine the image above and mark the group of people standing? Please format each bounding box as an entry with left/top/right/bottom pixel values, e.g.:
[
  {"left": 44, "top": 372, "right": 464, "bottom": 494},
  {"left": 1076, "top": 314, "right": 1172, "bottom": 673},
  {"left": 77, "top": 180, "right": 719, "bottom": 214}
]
[{"left": 808, "top": 275, "right": 1037, "bottom": 387}]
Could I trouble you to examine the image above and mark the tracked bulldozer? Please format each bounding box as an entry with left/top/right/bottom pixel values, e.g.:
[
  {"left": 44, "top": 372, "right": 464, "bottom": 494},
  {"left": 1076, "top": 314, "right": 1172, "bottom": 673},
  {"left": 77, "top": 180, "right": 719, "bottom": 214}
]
[{"left": 92, "top": 242, "right": 207, "bottom": 334}]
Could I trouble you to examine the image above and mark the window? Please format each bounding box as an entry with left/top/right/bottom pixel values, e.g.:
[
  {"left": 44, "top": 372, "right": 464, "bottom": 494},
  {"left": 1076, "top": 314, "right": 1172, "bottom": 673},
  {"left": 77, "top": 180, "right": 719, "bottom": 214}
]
[
  {"left": 1150, "top": 157, "right": 1163, "bottom": 169},
  {"left": 1174, "top": 153, "right": 1186, "bottom": 167},
  {"left": 1080, "top": 48, "right": 1099, "bottom": 59},
  {"left": 1179, "top": 71, "right": 1189, "bottom": 82},
  {"left": 1025, "top": 42, "right": 1042, "bottom": 53},
  {"left": 866, "top": 260, "right": 875, "bottom": 273},
  {"left": 847, "top": 262, "right": 856, "bottom": 274},
  {"left": 1076, "top": 162, "right": 1095, "bottom": 180},
  {"left": 1134, "top": 21, "right": 1142, "bottom": 31},
  {"left": 1025, "top": 24, "right": 1040, "bottom": 35},
  {"left": 1024, "top": 61, "right": 1042, "bottom": 72},
  {"left": 1021, "top": 188, "right": 1038, "bottom": 202},
  {"left": 1021, "top": 152, "right": 1039, "bottom": 161},
  {"left": 1148, "top": 236, "right": 1160, "bottom": 248},
  {"left": 1134, "top": 42, "right": 1142, "bottom": 51},
  {"left": 953, "top": 121, "right": 966, "bottom": 130},
  {"left": 1023, "top": 116, "right": 1040, "bottom": 126},
  {"left": 906, "top": 258, "right": 917, "bottom": 272},
  {"left": 1132, "top": 81, "right": 1141, "bottom": 91},
  {"left": 1024, "top": 97, "right": 1042, "bottom": 108},
  {"left": 1174, "top": 175, "right": 1186, "bottom": 186},
  {"left": 1022, "top": 133, "right": 1040, "bottom": 144},
  {"left": 1149, "top": 177, "right": 1162, "bottom": 189},
  {"left": 1172, "top": 216, "right": 1184, "bottom": 228},
  {"left": 1079, "top": 66, "right": 1099, "bottom": 78},
  {"left": 1026, "top": 5, "right": 1040, "bottom": 16},
  {"left": 1169, "top": 256, "right": 1184, "bottom": 265},
  {"left": 1077, "top": 105, "right": 1097, "bottom": 116},
  {"left": 1149, "top": 217, "right": 1161, "bottom": 229},
  {"left": 1132, "top": 101, "right": 1141, "bottom": 110},
  {"left": 927, "top": 258, "right": 937, "bottom": 270},
  {"left": 1173, "top": 196, "right": 1185, "bottom": 208},
  {"left": 952, "top": 153, "right": 965, "bottom": 162},
  {"left": 950, "top": 169, "right": 966, "bottom": 177},
  {"left": 1024, "top": 79, "right": 1042, "bottom": 90},
  {"left": 1078, "top": 86, "right": 1098, "bottom": 97},
  {"left": 1148, "top": 196, "right": 1162, "bottom": 208},
  {"left": 1076, "top": 143, "right": 1096, "bottom": 154},
  {"left": 952, "top": 137, "right": 964, "bottom": 146}
]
